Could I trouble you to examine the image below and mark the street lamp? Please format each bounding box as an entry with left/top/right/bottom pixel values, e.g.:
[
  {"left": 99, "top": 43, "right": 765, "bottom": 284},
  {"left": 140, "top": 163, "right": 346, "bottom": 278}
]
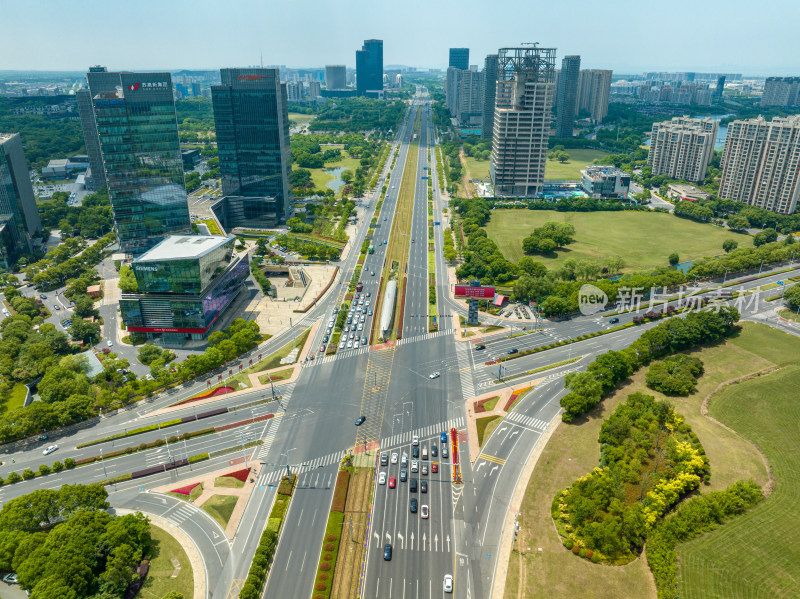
[
  {"left": 722, "top": 268, "right": 730, "bottom": 285},
  {"left": 100, "top": 447, "right": 108, "bottom": 482}
]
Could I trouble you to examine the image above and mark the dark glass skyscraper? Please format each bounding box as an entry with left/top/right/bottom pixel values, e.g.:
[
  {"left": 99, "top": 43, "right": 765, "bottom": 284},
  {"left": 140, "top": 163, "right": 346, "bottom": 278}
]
[
  {"left": 0, "top": 133, "right": 41, "bottom": 267},
  {"left": 449, "top": 48, "right": 469, "bottom": 70},
  {"left": 93, "top": 71, "right": 191, "bottom": 254},
  {"left": 77, "top": 66, "right": 121, "bottom": 191},
  {"left": 356, "top": 39, "right": 383, "bottom": 97},
  {"left": 555, "top": 55, "right": 581, "bottom": 138},
  {"left": 211, "top": 68, "right": 293, "bottom": 224}
]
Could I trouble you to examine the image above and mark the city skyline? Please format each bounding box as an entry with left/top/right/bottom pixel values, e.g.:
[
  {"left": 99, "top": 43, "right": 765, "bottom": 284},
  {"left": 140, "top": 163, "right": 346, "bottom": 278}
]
[{"left": 2, "top": 0, "right": 799, "bottom": 75}]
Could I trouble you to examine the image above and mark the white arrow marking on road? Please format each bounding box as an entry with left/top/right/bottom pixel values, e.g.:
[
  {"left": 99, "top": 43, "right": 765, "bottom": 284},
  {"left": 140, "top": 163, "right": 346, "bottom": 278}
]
[
  {"left": 447, "top": 535, "right": 451, "bottom": 552},
  {"left": 434, "top": 533, "right": 439, "bottom": 551},
  {"left": 386, "top": 532, "right": 392, "bottom": 543},
  {"left": 397, "top": 532, "right": 404, "bottom": 549},
  {"left": 491, "top": 465, "right": 499, "bottom": 476},
  {"left": 499, "top": 426, "right": 507, "bottom": 434},
  {"left": 410, "top": 532, "right": 415, "bottom": 550},
  {"left": 423, "top": 532, "right": 427, "bottom": 550},
  {"left": 475, "top": 461, "right": 485, "bottom": 471},
  {"left": 374, "top": 532, "right": 380, "bottom": 546},
  {"left": 510, "top": 430, "right": 519, "bottom": 438}
]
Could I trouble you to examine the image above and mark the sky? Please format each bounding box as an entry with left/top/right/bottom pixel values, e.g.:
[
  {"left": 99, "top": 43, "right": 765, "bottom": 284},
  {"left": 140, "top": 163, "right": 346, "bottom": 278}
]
[{"left": 2, "top": 0, "right": 798, "bottom": 76}]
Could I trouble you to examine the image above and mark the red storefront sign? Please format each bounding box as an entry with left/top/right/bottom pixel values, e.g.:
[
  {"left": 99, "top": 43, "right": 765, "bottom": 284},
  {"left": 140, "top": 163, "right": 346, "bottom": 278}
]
[
  {"left": 127, "top": 325, "right": 210, "bottom": 334},
  {"left": 454, "top": 285, "right": 495, "bottom": 299}
]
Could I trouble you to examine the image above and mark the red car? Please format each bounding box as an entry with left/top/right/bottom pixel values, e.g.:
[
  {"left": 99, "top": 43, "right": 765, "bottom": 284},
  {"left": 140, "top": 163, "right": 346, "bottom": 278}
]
[
  {"left": 320, "top": 345, "right": 326, "bottom": 352},
  {"left": 389, "top": 476, "right": 396, "bottom": 489},
  {"left": 431, "top": 463, "right": 439, "bottom": 473}
]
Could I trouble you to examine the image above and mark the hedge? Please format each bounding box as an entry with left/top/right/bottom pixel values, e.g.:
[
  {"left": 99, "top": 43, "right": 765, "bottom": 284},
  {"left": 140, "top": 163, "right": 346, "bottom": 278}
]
[
  {"left": 331, "top": 470, "right": 350, "bottom": 512},
  {"left": 188, "top": 452, "right": 209, "bottom": 464},
  {"left": 645, "top": 480, "right": 763, "bottom": 598},
  {"left": 312, "top": 510, "right": 345, "bottom": 599}
]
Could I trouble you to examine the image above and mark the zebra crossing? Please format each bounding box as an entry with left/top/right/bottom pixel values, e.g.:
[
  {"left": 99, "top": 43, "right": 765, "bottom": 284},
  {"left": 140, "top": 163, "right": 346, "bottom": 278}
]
[
  {"left": 305, "top": 329, "right": 455, "bottom": 368},
  {"left": 505, "top": 411, "right": 549, "bottom": 431},
  {"left": 454, "top": 341, "right": 476, "bottom": 400},
  {"left": 257, "top": 449, "right": 345, "bottom": 486},
  {"left": 396, "top": 328, "right": 453, "bottom": 346},
  {"left": 252, "top": 413, "right": 282, "bottom": 460},
  {"left": 166, "top": 503, "right": 200, "bottom": 526},
  {"left": 379, "top": 417, "right": 464, "bottom": 449}
]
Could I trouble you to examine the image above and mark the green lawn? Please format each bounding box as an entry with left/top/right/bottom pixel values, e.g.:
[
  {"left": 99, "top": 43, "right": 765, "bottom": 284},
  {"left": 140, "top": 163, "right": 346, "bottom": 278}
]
[
  {"left": 135, "top": 524, "right": 194, "bottom": 599},
  {"left": 201, "top": 494, "right": 239, "bottom": 529},
  {"left": 247, "top": 329, "right": 311, "bottom": 374},
  {"left": 464, "top": 155, "right": 491, "bottom": 180},
  {"left": 476, "top": 415, "right": 502, "bottom": 447},
  {"left": 297, "top": 155, "right": 363, "bottom": 191},
  {"left": 0, "top": 383, "right": 27, "bottom": 416},
  {"left": 485, "top": 209, "right": 753, "bottom": 271},
  {"left": 544, "top": 148, "right": 611, "bottom": 180},
  {"left": 676, "top": 324, "right": 800, "bottom": 598},
  {"left": 288, "top": 112, "right": 315, "bottom": 127},
  {"left": 214, "top": 475, "right": 245, "bottom": 489}
]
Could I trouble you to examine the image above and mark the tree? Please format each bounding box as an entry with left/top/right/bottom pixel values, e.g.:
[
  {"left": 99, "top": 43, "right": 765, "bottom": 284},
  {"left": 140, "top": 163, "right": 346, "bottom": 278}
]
[
  {"left": 70, "top": 319, "right": 101, "bottom": 345},
  {"left": 539, "top": 295, "right": 569, "bottom": 316},
  {"left": 118, "top": 266, "right": 139, "bottom": 293},
  {"left": 753, "top": 228, "right": 779, "bottom": 247},
  {"left": 726, "top": 214, "right": 750, "bottom": 232},
  {"left": 72, "top": 294, "right": 97, "bottom": 319},
  {"left": 784, "top": 284, "right": 800, "bottom": 311},
  {"left": 517, "top": 256, "right": 547, "bottom": 277},
  {"left": 668, "top": 252, "right": 680, "bottom": 266},
  {"left": 137, "top": 344, "right": 163, "bottom": 365},
  {"left": 722, "top": 239, "right": 738, "bottom": 253}
]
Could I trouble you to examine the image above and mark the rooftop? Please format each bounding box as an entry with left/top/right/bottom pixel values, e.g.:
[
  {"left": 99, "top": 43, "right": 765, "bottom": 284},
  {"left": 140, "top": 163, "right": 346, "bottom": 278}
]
[{"left": 135, "top": 235, "right": 234, "bottom": 263}]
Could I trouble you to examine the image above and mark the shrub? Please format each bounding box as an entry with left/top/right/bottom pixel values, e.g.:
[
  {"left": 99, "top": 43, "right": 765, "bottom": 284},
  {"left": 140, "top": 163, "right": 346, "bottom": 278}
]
[
  {"left": 563, "top": 538, "right": 574, "bottom": 549},
  {"left": 323, "top": 553, "right": 333, "bottom": 561},
  {"left": 139, "top": 443, "right": 148, "bottom": 451},
  {"left": 571, "top": 544, "right": 580, "bottom": 554},
  {"left": 585, "top": 550, "right": 594, "bottom": 559},
  {"left": 331, "top": 470, "right": 350, "bottom": 512},
  {"left": 315, "top": 582, "right": 327, "bottom": 591},
  {"left": 318, "top": 573, "right": 328, "bottom": 581},
  {"left": 324, "top": 542, "right": 335, "bottom": 551},
  {"left": 579, "top": 547, "right": 587, "bottom": 558},
  {"left": 189, "top": 452, "right": 209, "bottom": 463},
  {"left": 646, "top": 354, "right": 705, "bottom": 396},
  {"left": 64, "top": 458, "right": 76, "bottom": 469},
  {"left": 7, "top": 472, "right": 21, "bottom": 483},
  {"left": 52, "top": 460, "right": 64, "bottom": 472},
  {"left": 591, "top": 553, "right": 601, "bottom": 563},
  {"left": 326, "top": 534, "right": 336, "bottom": 542},
  {"left": 38, "top": 464, "right": 51, "bottom": 476},
  {"left": 319, "top": 561, "right": 331, "bottom": 571},
  {"left": 22, "top": 469, "right": 35, "bottom": 480}
]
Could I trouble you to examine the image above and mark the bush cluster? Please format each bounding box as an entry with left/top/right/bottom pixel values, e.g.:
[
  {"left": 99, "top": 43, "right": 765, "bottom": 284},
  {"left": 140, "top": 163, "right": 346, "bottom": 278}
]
[{"left": 646, "top": 354, "right": 704, "bottom": 396}]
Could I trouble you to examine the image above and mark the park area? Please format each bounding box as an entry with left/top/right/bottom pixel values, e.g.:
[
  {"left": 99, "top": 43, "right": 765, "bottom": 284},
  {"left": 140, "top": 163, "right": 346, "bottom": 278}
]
[
  {"left": 463, "top": 148, "right": 610, "bottom": 182},
  {"left": 485, "top": 209, "right": 752, "bottom": 271},
  {"left": 502, "top": 321, "right": 798, "bottom": 599}
]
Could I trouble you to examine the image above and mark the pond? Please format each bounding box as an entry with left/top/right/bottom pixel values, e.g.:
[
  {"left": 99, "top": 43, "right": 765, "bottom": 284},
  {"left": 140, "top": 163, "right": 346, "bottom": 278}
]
[{"left": 324, "top": 166, "right": 348, "bottom": 192}]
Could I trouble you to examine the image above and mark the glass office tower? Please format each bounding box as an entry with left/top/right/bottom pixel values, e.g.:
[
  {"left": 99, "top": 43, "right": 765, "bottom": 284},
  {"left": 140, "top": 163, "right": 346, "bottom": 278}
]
[
  {"left": 356, "top": 39, "right": 384, "bottom": 96},
  {"left": 93, "top": 72, "right": 191, "bottom": 253},
  {"left": 211, "top": 68, "right": 293, "bottom": 223},
  {"left": 0, "top": 133, "right": 42, "bottom": 267}
]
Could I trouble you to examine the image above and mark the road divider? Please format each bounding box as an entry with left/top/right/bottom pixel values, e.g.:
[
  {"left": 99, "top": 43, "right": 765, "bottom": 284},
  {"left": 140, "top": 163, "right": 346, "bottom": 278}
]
[{"left": 492, "top": 356, "right": 583, "bottom": 385}]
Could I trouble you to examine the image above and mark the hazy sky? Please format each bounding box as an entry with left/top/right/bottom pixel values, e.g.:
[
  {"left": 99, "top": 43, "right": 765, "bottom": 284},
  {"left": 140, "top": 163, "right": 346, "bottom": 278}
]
[{"left": 2, "top": 0, "right": 798, "bottom": 75}]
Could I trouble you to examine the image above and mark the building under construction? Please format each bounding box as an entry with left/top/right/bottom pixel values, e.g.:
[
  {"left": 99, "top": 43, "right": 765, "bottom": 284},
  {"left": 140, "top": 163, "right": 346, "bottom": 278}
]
[{"left": 490, "top": 45, "right": 556, "bottom": 197}]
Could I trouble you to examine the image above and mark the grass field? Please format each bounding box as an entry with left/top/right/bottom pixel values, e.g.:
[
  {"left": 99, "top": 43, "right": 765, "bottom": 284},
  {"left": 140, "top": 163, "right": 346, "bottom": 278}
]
[
  {"left": 544, "top": 148, "right": 610, "bottom": 180},
  {"left": 201, "top": 494, "right": 239, "bottom": 529},
  {"left": 168, "top": 482, "right": 204, "bottom": 503},
  {"left": 288, "top": 112, "right": 315, "bottom": 127},
  {"left": 214, "top": 475, "right": 245, "bottom": 489},
  {"left": 476, "top": 415, "right": 502, "bottom": 447},
  {"left": 674, "top": 323, "right": 800, "bottom": 598},
  {"left": 503, "top": 322, "right": 781, "bottom": 599},
  {"left": 135, "top": 524, "right": 194, "bottom": 599},
  {"left": 0, "top": 383, "right": 27, "bottom": 416},
  {"left": 464, "top": 155, "right": 491, "bottom": 180},
  {"left": 485, "top": 209, "right": 753, "bottom": 270},
  {"left": 300, "top": 155, "right": 362, "bottom": 191}
]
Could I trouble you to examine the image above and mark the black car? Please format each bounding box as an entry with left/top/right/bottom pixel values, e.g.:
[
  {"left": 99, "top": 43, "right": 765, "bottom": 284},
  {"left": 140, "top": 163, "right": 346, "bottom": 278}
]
[
  {"left": 410, "top": 498, "right": 418, "bottom": 513},
  {"left": 610, "top": 317, "right": 620, "bottom": 324},
  {"left": 410, "top": 478, "right": 418, "bottom": 492},
  {"left": 431, "top": 445, "right": 438, "bottom": 458},
  {"left": 384, "top": 543, "right": 392, "bottom": 560},
  {"left": 475, "top": 344, "right": 486, "bottom": 351},
  {"left": 412, "top": 445, "right": 419, "bottom": 458},
  {"left": 420, "top": 480, "right": 428, "bottom": 493},
  {"left": 380, "top": 452, "right": 388, "bottom": 466},
  {"left": 400, "top": 469, "right": 407, "bottom": 482},
  {"left": 508, "top": 348, "right": 519, "bottom": 355},
  {"left": 355, "top": 415, "right": 366, "bottom": 426}
]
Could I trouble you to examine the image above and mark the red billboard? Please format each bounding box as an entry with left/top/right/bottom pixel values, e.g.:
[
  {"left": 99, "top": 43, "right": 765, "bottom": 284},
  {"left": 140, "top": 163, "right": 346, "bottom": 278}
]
[
  {"left": 127, "top": 325, "right": 210, "bottom": 334},
  {"left": 454, "top": 285, "right": 495, "bottom": 299}
]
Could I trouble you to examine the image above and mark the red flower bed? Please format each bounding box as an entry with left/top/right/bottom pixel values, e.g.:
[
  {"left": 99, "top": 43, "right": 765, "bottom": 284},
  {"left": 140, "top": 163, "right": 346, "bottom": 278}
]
[
  {"left": 171, "top": 481, "right": 201, "bottom": 496},
  {"left": 222, "top": 467, "right": 251, "bottom": 482},
  {"left": 473, "top": 401, "right": 486, "bottom": 414},
  {"left": 174, "top": 386, "right": 235, "bottom": 406}
]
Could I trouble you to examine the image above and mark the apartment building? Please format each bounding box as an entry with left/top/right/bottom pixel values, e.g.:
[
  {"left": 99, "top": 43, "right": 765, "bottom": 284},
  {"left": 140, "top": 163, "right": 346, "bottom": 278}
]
[{"left": 647, "top": 116, "right": 718, "bottom": 182}]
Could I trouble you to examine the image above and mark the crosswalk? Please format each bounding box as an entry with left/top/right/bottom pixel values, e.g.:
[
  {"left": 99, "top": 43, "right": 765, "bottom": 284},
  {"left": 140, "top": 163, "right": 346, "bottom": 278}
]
[
  {"left": 505, "top": 411, "right": 549, "bottom": 431},
  {"left": 252, "top": 414, "right": 282, "bottom": 460},
  {"left": 257, "top": 449, "right": 345, "bottom": 486},
  {"left": 304, "top": 329, "right": 455, "bottom": 368},
  {"left": 378, "top": 417, "right": 464, "bottom": 449},
  {"left": 167, "top": 503, "right": 200, "bottom": 526},
  {"left": 396, "top": 329, "right": 453, "bottom": 345},
  {"left": 454, "top": 341, "right": 475, "bottom": 400}
]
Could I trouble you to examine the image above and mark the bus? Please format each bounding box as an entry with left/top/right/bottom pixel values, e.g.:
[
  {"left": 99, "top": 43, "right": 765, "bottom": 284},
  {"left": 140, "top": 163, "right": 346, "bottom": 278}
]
[{"left": 368, "top": 244, "right": 375, "bottom": 254}]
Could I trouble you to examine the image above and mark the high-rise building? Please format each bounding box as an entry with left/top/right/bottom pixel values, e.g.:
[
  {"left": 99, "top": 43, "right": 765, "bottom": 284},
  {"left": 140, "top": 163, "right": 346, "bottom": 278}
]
[
  {"left": 309, "top": 81, "right": 321, "bottom": 98},
  {"left": 555, "top": 55, "right": 580, "bottom": 137},
  {"left": 93, "top": 72, "right": 191, "bottom": 254},
  {"left": 211, "top": 68, "right": 293, "bottom": 225},
  {"left": 714, "top": 75, "right": 725, "bottom": 100},
  {"left": 325, "top": 65, "right": 347, "bottom": 90},
  {"left": 76, "top": 66, "right": 120, "bottom": 191},
  {"left": 576, "top": 69, "right": 612, "bottom": 123},
  {"left": 719, "top": 115, "right": 800, "bottom": 214},
  {"left": 491, "top": 46, "right": 557, "bottom": 197},
  {"left": 0, "top": 133, "right": 42, "bottom": 267},
  {"left": 287, "top": 81, "right": 304, "bottom": 101},
  {"left": 481, "top": 54, "right": 499, "bottom": 139},
  {"left": 356, "top": 39, "right": 383, "bottom": 97},
  {"left": 760, "top": 77, "right": 800, "bottom": 107},
  {"left": 647, "top": 116, "right": 718, "bottom": 183},
  {"left": 449, "top": 48, "right": 469, "bottom": 70},
  {"left": 191, "top": 81, "right": 202, "bottom": 97}
]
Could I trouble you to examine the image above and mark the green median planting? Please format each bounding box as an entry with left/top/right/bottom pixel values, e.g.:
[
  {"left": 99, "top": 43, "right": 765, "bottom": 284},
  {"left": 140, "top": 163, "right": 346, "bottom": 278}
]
[{"left": 76, "top": 418, "right": 183, "bottom": 448}]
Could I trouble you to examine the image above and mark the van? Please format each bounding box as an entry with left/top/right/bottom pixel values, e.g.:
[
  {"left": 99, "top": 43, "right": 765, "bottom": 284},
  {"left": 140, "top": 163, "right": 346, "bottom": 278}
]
[{"left": 422, "top": 446, "right": 428, "bottom": 460}]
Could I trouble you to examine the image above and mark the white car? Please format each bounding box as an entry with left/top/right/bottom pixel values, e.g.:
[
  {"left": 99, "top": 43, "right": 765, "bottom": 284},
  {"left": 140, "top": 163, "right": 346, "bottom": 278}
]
[
  {"left": 378, "top": 472, "right": 387, "bottom": 485},
  {"left": 42, "top": 445, "right": 58, "bottom": 456},
  {"left": 412, "top": 435, "right": 419, "bottom": 446},
  {"left": 347, "top": 340, "right": 354, "bottom": 348},
  {"left": 106, "top": 340, "right": 113, "bottom": 347},
  {"left": 391, "top": 452, "right": 398, "bottom": 464},
  {"left": 429, "top": 372, "right": 440, "bottom": 379},
  {"left": 411, "top": 460, "right": 418, "bottom": 473},
  {"left": 421, "top": 505, "right": 429, "bottom": 519},
  {"left": 444, "top": 574, "right": 453, "bottom": 593}
]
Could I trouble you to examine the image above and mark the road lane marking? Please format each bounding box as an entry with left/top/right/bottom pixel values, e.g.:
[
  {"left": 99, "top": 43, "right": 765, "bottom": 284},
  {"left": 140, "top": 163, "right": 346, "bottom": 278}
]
[{"left": 477, "top": 453, "right": 506, "bottom": 465}]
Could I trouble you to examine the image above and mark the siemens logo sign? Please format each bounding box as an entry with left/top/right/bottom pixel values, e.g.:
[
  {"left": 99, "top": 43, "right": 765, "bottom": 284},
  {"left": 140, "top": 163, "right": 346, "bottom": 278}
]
[{"left": 134, "top": 266, "right": 160, "bottom": 272}]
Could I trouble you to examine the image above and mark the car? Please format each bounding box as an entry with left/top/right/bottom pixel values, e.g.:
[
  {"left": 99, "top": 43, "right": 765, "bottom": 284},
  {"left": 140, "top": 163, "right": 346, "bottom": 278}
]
[
  {"left": 323, "top": 335, "right": 329, "bottom": 343},
  {"left": 384, "top": 543, "right": 392, "bottom": 560},
  {"left": 347, "top": 340, "right": 353, "bottom": 348},
  {"left": 355, "top": 415, "right": 366, "bottom": 426},
  {"left": 475, "top": 344, "right": 486, "bottom": 351},
  {"left": 411, "top": 460, "right": 418, "bottom": 472},
  {"left": 412, "top": 435, "right": 419, "bottom": 446},
  {"left": 442, "top": 445, "right": 449, "bottom": 459},
  {"left": 371, "top": 271, "right": 375, "bottom": 276},
  {"left": 401, "top": 454, "right": 408, "bottom": 466},
  {"left": 368, "top": 309, "right": 373, "bottom": 316},
  {"left": 508, "top": 348, "right": 519, "bottom": 355},
  {"left": 362, "top": 337, "right": 368, "bottom": 346},
  {"left": 39, "top": 294, "right": 47, "bottom": 300},
  {"left": 380, "top": 452, "right": 388, "bottom": 466},
  {"left": 441, "top": 432, "right": 448, "bottom": 443},
  {"left": 366, "top": 292, "right": 371, "bottom": 297},
  {"left": 358, "top": 323, "right": 363, "bottom": 331},
  {"left": 431, "top": 445, "right": 438, "bottom": 457},
  {"left": 421, "top": 504, "right": 429, "bottom": 519},
  {"left": 410, "top": 498, "right": 418, "bottom": 513},
  {"left": 384, "top": 217, "right": 387, "bottom": 221},
  {"left": 429, "top": 372, "right": 440, "bottom": 379},
  {"left": 54, "top": 305, "right": 61, "bottom": 310},
  {"left": 388, "top": 476, "right": 396, "bottom": 488},
  {"left": 42, "top": 445, "right": 58, "bottom": 456},
  {"left": 410, "top": 478, "right": 418, "bottom": 492},
  {"left": 421, "top": 463, "right": 428, "bottom": 476},
  {"left": 444, "top": 574, "right": 453, "bottom": 593},
  {"left": 378, "top": 472, "right": 386, "bottom": 485},
  {"left": 420, "top": 480, "right": 428, "bottom": 493},
  {"left": 107, "top": 340, "right": 113, "bottom": 347},
  {"left": 384, "top": 240, "right": 387, "bottom": 244},
  {"left": 412, "top": 445, "right": 419, "bottom": 458},
  {"left": 432, "top": 462, "right": 439, "bottom": 473},
  {"left": 399, "top": 469, "right": 407, "bottom": 482},
  {"left": 3, "top": 573, "right": 18, "bottom": 584},
  {"left": 362, "top": 307, "right": 367, "bottom": 314},
  {"left": 344, "top": 325, "right": 350, "bottom": 333},
  {"left": 391, "top": 452, "right": 398, "bottom": 464},
  {"left": 610, "top": 317, "right": 620, "bottom": 324},
  {"left": 412, "top": 239, "right": 415, "bottom": 243},
  {"left": 320, "top": 344, "right": 326, "bottom": 352}
]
